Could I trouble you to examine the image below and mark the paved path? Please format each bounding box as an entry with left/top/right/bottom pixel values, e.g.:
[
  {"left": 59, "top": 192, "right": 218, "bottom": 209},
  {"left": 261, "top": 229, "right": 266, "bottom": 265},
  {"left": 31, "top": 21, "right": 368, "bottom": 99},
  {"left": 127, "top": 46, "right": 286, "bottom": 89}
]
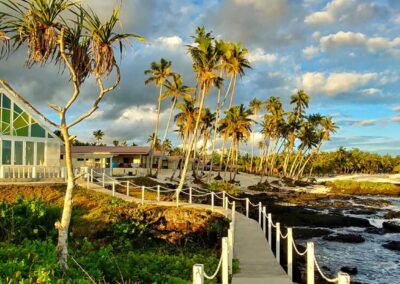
[{"left": 85, "top": 183, "right": 291, "bottom": 283}]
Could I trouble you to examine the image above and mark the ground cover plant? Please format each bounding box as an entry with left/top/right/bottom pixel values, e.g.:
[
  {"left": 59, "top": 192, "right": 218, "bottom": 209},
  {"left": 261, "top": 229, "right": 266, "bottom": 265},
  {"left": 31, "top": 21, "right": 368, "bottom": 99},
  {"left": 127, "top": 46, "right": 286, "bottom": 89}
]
[{"left": 0, "top": 184, "right": 231, "bottom": 283}]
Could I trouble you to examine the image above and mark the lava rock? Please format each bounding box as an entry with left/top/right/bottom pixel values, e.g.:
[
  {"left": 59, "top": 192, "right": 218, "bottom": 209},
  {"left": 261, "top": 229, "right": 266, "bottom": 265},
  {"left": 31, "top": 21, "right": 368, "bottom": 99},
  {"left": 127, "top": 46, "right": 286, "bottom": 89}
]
[
  {"left": 323, "top": 233, "right": 365, "bottom": 243},
  {"left": 364, "top": 227, "right": 385, "bottom": 235},
  {"left": 293, "top": 228, "right": 332, "bottom": 239},
  {"left": 382, "top": 241, "right": 400, "bottom": 251},
  {"left": 384, "top": 210, "right": 400, "bottom": 219},
  {"left": 383, "top": 221, "right": 400, "bottom": 233},
  {"left": 340, "top": 266, "right": 358, "bottom": 275},
  {"left": 348, "top": 208, "right": 376, "bottom": 215}
]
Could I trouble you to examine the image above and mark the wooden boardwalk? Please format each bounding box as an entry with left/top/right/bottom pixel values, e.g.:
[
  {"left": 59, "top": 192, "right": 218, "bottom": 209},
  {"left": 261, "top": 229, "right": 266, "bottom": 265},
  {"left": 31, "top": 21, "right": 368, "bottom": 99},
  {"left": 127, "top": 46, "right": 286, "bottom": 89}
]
[{"left": 85, "top": 183, "right": 291, "bottom": 283}]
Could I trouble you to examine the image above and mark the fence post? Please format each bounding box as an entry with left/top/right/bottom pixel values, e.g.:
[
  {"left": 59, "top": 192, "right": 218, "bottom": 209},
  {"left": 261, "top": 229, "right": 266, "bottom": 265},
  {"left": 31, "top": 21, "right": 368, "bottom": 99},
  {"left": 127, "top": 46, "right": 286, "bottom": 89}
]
[
  {"left": 232, "top": 201, "right": 236, "bottom": 229},
  {"left": 307, "top": 242, "right": 315, "bottom": 284},
  {"left": 276, "top": 222, "right": 281, "bottom": 264},
  {"left": 126, "top": 181, "right": 130, "bottom": 196},
  {"left": 287, "top": 228, "right": 293, "bottom": 281},
  {"left": 222, "top": 191, "right": 226, "bottom": 208},
  {"left": 228, "top": 228, "right": 233, "bottom": 275},
  {"left": 211, "top": 192, "right": 215, "bottom": 211},
  {"left": 245, "top": 198, "right": 249, "bottom": 218},
  {"left": 141, "top": 186, "right": 145, "bottom": 204},
  {"left": 192, "top": 264, "right": 204, "bottom": 284},
  {"left": 157, "top": 185, "right": 160, "bottom": 202},
  {"left": 263, "top": 206, "right": 266, "bottom": 236},
  {"left": 112, "top": 182, "right": 115, "bottom": 197},
  {"left": 102, "top": 172, "right": 105, "bottom": 188},
  {"left": 338, "top": 272, "right": 351, "bottom": 284},
  {"left": 222, "top": 237, "right": 229, "bottom": 284},
  {"left": 258, "top": 202, "right": 262, "bottom": 225},
  {"left": 90, "top": 168, "right": 94, "bottom": 182},
  {"left": 86, "top": 173, "right": 90, "bottom": 189},
  {"left": 225, "top": 197, "right": 229, "bottom": 210},
  {"left": 32, "top": 166, "right": 37, "bottom": 179},
  {"left": 1, "top": 166, "right": 5, "bottom": 178},
  {"left": 268, "top": 213, "right": 272, "bottom": 246}
]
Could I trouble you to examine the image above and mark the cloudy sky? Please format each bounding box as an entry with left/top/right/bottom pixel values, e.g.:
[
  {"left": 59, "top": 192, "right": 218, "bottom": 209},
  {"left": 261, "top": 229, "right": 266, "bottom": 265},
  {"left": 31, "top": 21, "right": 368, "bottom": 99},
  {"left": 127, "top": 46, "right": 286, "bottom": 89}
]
[{"left": 1, "top": 0, "right": 400, "bottom": 154}]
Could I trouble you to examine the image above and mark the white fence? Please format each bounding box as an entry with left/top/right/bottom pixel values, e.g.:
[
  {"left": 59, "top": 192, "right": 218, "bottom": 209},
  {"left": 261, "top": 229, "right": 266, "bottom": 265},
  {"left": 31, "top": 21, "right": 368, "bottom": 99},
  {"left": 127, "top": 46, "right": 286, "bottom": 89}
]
[
  {"left": 86, "top": 170, "right": 351, "bottom": 284},
  {"left": 0, "top": 165, "right": 66, "bottom": 179}
]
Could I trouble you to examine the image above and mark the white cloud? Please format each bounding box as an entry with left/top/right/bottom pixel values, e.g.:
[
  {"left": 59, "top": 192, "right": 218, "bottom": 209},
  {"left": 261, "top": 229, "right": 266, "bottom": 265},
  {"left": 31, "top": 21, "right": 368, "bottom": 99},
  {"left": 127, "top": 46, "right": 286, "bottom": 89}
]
[
  {"left": 154, "top": 36, "right": 183, "bottom": 48},
  {"left": 392, "top": 116, "right": 400, "bottom": 122},
  {"left": 305, "top": 0, "right": 353, "bottom": 24},
  {"left": 302, "top": 45, "right": 320, "bottom": 59},
  {"left": 392, "top": 106, "right": 400, "bottom": 113},
  {"left": 300, "top": 72, "right": 377, "bottom": 96},
  {"left": 360, "top": 88, "right": 381, "bottom": 96},
  {"left": 247, "top": 48, "right": 278, "bottom": 64}
]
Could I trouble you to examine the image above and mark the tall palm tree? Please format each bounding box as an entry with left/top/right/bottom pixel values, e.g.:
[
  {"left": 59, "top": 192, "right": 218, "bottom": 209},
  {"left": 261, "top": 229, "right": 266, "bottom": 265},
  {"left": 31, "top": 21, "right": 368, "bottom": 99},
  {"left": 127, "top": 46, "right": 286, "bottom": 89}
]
[
  {"left": 218, "top": 105, "right": 253, "bottom": 181},
  {"left": 176, "top": 27, "right": 220, "bottom": 198},
  {"left": 144, "top": 58, "right": 173, "bottom": 175},
  {"left": 249, "top": 98, "right": 262, "bottom": 173},
  {"left": 93, "top": 129, "right": 104, "bottom": 145}
]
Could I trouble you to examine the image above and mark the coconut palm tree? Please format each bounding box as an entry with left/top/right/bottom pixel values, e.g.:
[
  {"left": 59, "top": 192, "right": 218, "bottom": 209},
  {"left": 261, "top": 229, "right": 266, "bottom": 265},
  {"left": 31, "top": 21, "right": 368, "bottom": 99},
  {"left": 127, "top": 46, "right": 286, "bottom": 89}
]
[
  {"left": 0, "top": 0, "right": 143, "bottom": 270},
  {"left": 249, "top": 98, "right": 262, "bottom": 173},
  {"left": 176, "top": 27, "right": 221, "bottom": 198},
  {"left": 93, "top": 129, "right": 104, "bottom": 145},
  {"left": 144, "top": 58, "right": 173, "bottom": 175},
  {"left": 199, "top": 108, "right": 215, "bottom": 174}
]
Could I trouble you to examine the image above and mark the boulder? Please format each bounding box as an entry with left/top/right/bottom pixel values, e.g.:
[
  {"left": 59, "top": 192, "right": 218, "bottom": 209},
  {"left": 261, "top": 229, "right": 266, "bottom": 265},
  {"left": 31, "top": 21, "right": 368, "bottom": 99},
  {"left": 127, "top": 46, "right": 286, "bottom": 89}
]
[
  {"left": 323, "top": 233, "right": 365, "bottom": 243},
  {"left": 364, "top": 227, "right": 385, "bottom": 235},
  {"left": 383, "top": 221, "right": 400, "bottom": 233},
  {"left": 340, "top": 266, "right": 358, "bottom": 275},
  {"left": 382, "top": 241, "right": 400, "bottom": 251},
  {"left": 384, "top": 210, "right": 400, "bottom": 219}
]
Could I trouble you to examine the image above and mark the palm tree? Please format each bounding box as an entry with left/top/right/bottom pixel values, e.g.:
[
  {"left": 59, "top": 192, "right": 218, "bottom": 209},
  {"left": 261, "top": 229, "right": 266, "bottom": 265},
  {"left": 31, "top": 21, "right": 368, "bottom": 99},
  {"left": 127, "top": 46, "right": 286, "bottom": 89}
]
[
  {"left": 93, "top": 129, "right": 104, "bottom": 145},
  {"left": 0, "top": 0, "right": 143, "bottom": 270},
  {"left": 144, "top": 58, "right": 173, "bottom": 175},
  {"left": 218, "top": 105, "right": 253, "bottom": 181},
  {"left": 176, "top": 27, "right": 221, "bottom": 198},
  {"left": 199, "top": 108, "right": 215, "bottom": 174},
  {"left": 112, "top": 140, "right": 119, "bottom": 146},
  {"left": 249, "top": 98, "right": 262, "bottom": 173}
]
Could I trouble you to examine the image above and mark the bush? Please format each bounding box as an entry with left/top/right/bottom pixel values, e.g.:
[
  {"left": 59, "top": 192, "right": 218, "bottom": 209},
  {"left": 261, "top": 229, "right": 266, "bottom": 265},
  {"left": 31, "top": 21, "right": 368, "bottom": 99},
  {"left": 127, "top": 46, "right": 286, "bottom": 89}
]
[
  {"left": 208, "top": 181, "right": 239, "bottom": 195},
  {"left": 326, "top": 180, "right": 400, "bottom": 196}
]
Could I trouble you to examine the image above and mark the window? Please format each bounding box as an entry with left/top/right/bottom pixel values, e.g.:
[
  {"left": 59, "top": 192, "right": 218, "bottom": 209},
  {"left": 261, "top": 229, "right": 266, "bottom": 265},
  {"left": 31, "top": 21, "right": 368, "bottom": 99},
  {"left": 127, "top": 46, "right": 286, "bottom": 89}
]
[
  {"left": 77, "top": 158, "right": 85, "bottom": 161},
  {"left": 14, "top": 141, "right": 23, "bottom": 165},
  {"left": 2, "top": 140, "right": 11, "bottom": 165},
  {"left": 26, "top": 141, "right": 34, "bottom": 165},
  {"left": 31, "top": 123, "right": 46, "bottom": 138},
  {"left": 37, "top": 142, "right": 45, "bottom": 165},
  {"left": 60, "top": 154, "right": 64, "bottom": 160}
]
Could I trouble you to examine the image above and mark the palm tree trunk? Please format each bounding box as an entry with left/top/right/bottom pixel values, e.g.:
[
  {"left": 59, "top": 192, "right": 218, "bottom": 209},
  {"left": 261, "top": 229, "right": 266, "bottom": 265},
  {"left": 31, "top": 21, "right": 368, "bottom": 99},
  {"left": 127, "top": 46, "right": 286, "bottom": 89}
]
[
  {"left": 176, "top": 85, "right": 206, "bottom": 200},
  {"left": 288, "top": 147, "right": 303, "bottom": 178},
  {"left": 229, "top": 74, "right": 237, "bottom": 108},
  {"left": 57, "top": 124, "right": 75, "bottom": 271},
  {"left": 224, "top": 140, "right": 234, "bottom": 180},
  {"left": 150, "top": 85, "right": 163, "bottom": 176},
  {"left": 233, "top": 139, "right": 239, "bottom": 181},
  {"left": 217, "top": 134, "right": 228, "bottom": 178}
]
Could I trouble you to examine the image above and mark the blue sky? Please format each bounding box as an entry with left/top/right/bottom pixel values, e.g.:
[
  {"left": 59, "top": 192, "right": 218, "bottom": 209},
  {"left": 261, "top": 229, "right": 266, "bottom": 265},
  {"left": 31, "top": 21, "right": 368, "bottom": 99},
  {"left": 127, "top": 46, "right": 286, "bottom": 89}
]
[{"left": 1, "top": 0, "right": 400, "bottom": 154}]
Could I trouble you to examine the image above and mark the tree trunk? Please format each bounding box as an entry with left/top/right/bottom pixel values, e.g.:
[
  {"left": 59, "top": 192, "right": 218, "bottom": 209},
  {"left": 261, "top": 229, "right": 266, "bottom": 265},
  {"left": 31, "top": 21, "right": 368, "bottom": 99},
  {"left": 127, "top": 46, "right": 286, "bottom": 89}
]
[
  {"left": 229, "top": 74, "right": 237, "bottom": 108},
  {"left": 250, "top": 132, "right": 255, "bottom": 174},
  {"left": 176, "top": 85, "right": 206, "bottom": 198},
  {"left": 217, "top": 135, "right": 227, "bottom": 178},
  {"left": 56, "top": 125, "right": 75, "bottom": 271},
  {"left": 150, "top": 85, "right": 163, "bottom": 176}
]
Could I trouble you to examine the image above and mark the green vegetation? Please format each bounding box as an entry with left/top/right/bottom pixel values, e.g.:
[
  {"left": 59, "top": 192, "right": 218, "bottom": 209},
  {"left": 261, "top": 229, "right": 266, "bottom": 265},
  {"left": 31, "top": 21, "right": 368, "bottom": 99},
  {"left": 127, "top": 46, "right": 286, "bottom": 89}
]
[
  {"left": 208, "top": 180, "right": 239, "bottom": 195},
  {"left": 0, "top": 184, "right": 232, "bottom": 282},
  {"left": 326, "top": 180, "right": 400, "bottom": 196}
]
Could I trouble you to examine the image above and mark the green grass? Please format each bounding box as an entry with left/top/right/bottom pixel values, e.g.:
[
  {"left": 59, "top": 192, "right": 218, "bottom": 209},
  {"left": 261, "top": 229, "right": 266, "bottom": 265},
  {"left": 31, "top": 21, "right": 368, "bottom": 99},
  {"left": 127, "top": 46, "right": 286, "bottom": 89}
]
[{"left": 326, "top": 180, "right": 400, "bottom": 196}]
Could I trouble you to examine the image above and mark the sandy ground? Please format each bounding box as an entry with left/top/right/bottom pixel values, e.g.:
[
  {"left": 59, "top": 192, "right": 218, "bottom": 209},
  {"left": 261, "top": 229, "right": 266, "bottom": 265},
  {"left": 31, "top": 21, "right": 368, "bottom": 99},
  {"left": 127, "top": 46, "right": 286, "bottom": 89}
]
[{"left": 317, "top": 174, "right": 400, "bottom": 184}]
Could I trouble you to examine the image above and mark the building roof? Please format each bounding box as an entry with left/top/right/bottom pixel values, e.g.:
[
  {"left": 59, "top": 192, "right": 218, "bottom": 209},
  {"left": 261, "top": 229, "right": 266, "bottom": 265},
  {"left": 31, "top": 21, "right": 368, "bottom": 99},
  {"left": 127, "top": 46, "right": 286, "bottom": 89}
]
[{"left": 62, "top": 146, "right": 151, "bottom": 155}]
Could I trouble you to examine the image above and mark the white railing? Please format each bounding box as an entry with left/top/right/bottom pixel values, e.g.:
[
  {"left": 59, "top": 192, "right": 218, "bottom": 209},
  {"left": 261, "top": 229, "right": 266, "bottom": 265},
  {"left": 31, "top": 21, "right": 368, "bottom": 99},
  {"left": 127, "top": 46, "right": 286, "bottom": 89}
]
[
  {"left": 85, "top": 170, "right": 351, "bottom": 284},
  {"left": 0, "top": 165, "right": 66, "bottom": 179}
]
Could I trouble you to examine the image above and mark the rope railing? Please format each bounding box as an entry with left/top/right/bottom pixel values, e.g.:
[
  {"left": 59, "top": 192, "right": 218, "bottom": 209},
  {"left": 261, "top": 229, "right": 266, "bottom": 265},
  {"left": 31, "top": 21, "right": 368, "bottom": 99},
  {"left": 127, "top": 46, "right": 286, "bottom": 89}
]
[{"left": 86, "top": 169, "right": 351, "bottom": 284}]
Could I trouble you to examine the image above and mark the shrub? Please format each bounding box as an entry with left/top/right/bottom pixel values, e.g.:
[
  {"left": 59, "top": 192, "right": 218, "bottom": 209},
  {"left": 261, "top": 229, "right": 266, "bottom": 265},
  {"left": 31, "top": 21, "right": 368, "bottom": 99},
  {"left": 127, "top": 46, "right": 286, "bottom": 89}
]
[{"left": 208, "top": 181, "right": 238, "bottom": 195}]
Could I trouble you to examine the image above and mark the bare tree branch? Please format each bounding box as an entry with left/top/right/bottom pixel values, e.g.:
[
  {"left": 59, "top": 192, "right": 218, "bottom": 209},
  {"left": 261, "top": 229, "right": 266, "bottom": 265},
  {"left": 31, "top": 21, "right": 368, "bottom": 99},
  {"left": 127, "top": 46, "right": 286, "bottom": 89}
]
[
  {"left": 67, "top": 64, "right": 121, "bottom": 129},
  {"left": 0, "top": 80, "right": 60, "bottom": 128}
]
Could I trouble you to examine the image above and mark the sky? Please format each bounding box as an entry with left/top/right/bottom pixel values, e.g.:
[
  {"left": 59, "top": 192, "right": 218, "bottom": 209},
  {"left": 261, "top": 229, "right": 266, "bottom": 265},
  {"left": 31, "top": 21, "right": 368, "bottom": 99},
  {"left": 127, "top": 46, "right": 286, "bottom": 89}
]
[{"left": 1, "top": 0, "right": 400, "bottom": 155}]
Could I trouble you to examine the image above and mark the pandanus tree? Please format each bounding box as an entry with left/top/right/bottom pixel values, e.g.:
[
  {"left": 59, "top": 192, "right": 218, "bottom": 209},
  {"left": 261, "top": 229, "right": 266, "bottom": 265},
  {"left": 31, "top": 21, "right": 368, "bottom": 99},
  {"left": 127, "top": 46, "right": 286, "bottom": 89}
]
[
  {"left": 176, "top": 27, "right": 221, "bottom": 199},
  {"left": 144, "top": 58, "right": 173, "bottom": 175},
  {"left": 0, "top": 0, "right": 143, "bottom": 270}
]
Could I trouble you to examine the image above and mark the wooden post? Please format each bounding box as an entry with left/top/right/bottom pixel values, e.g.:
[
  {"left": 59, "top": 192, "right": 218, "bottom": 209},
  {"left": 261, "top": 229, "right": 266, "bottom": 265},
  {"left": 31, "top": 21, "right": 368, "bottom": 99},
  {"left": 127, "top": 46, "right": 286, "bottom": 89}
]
[
  {"left": 86, "top": 173, "right": 89, "bottom": 189},
  {"left": 245, "top": 198, "right": 249, "bottom": 218},
  {"left": 228, "top": 228, "right": 233, "bottom": 275},
  {"left": 225, "top": 197, "right": 229, "bottom": 210},
  {"left": 276, "top": 222, "right": 281, "bottom": 264},
  {"left": 90, "top": 168, "right": 94, "bottom": 182},
  {"left": 222, "top": 237, "right": 228, "bottom": 284},
  {"left": 126, "top": 181, "right": 130, "bottom": 196},
  {"left": 338, "top": 272, "right": 351, "bottom": 284},
  {"left": 258, "top": 202, "right": 262, "bottom": 225},
  {"left": 307, "top": 242, "right": 315, "bottom": 284},
  {"left": 157, "top": 185, "right": 160, "bottom": 202},
  {"left": 268, "top": 213, "right": 272, "bottom": 246},
  {"left": 189, "top": 187, "right": 192, "bottom": 204},
  {"left": 112, "top": 182, "right": 115, "bottom": 196},
  {"left": 287, "top": 228, "right": 293, "bottom": 280},
  {"left": 222, "top": 191, "right": 226, "bottom": 208},
  {"left": 263, "top": 206, "right": 267, "bottom": 236},
  {"left": 141, "top": 186, "right": 145, "bottom": 204},
  {"left": 102, "top": 172, "right": 105, "bottom": 187},
  {"left": 192, "top": 264, "right": 204, "bottom": 284},
  {"left": 211, "top": 192, "right": 215, "bottom": 211},
  {"left": 232, "top": 201, "right": 236, "bottom": 228}
]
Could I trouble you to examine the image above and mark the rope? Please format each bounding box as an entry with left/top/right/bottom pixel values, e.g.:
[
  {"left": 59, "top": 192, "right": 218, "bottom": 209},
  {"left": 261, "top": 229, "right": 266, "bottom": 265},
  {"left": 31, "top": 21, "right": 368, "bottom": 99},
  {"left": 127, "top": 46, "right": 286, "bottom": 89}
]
[
  {"left": 204, "top": 253, "right": 223, "bottom": 280},
  {"left": 249, "top": 200, "right": 259, "bottom": 207},
  {"left": 314, "top": 256, "right": 339, "bottom": 283},
  {"left": 224, "top": 192, "right": 247, "bottom": 201},
  {"left": 292, "top": 240, "right": 308, "bottom": 256},
  {"left": 280, "top": 230, "right": 288, "bottom": 239}
]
